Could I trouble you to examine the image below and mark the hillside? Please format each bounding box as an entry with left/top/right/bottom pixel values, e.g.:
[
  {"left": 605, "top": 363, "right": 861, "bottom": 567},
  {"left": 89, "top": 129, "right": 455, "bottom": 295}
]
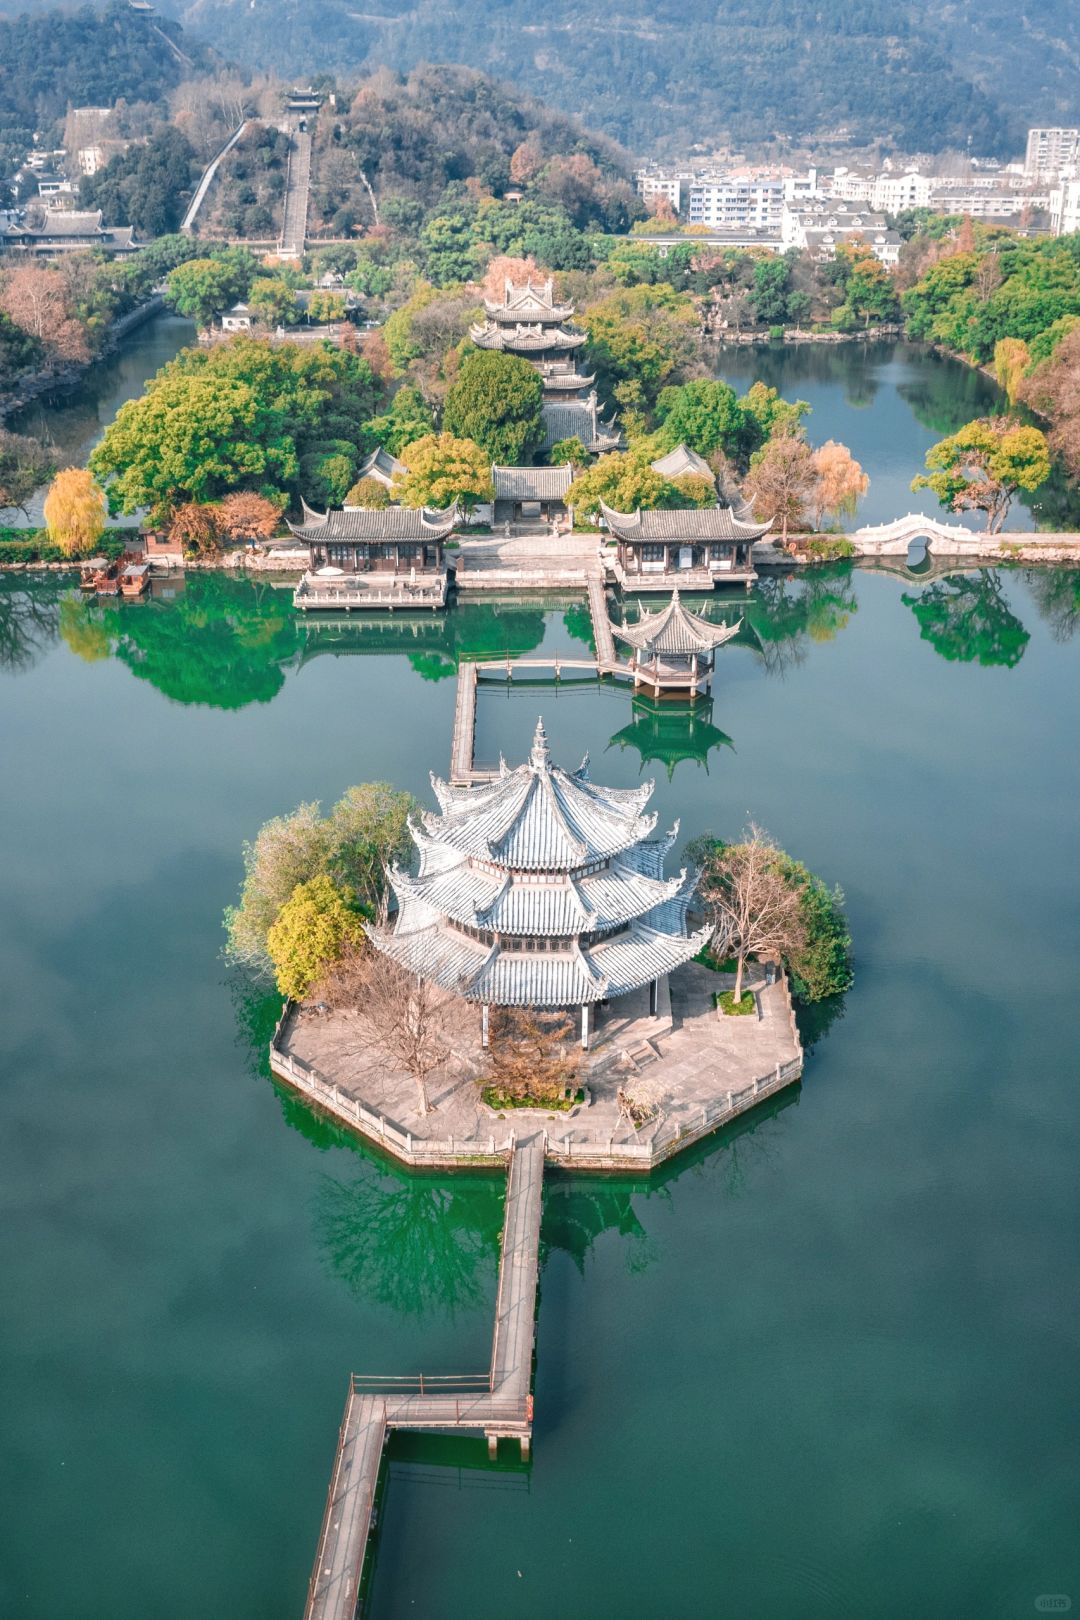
[
  {"left": 156, "top": 0, "right": 1078, "bottom": 156},
  {"left": 0, "top": 1, "right": 214, "bottom": 130}
]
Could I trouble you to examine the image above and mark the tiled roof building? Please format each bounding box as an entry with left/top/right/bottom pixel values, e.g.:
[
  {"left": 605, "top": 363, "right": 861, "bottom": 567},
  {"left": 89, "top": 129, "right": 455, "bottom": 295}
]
[{"left": 371, "top": 718, "right": 707, "bottom": 1046}]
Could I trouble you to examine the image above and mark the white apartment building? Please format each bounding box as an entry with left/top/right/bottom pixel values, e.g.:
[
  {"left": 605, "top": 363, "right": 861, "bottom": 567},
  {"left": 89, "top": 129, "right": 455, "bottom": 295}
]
[
  {"left": 827, "top": 169, "right": 876, "bottom": 202},
  {"left": 687, "top": 174, "right": 784, "bottom": 229},
  {"left": 872, "top": 171, "right": 932, "bottom": 212},
  {"left": 929, "top": 183, "right": 1048, "bottom": 218},
  {"left": 1049, "top": 180, "right": 1080, "bottom": 236},
  {"left": 1024, "top": 128, "right": 1080, "bottom": 180},
  {"left": 637, "top": 172, "right": 685, "bottom": 213}
]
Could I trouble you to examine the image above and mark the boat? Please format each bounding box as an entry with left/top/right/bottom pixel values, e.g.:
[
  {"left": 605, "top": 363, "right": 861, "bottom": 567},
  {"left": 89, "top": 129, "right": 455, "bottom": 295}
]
[
  {"left": 120, "top": 561, "right": 150, "bottom": 598},
  {"left": 79, "top": 556, "right": 108, "bottom": 591},
  {"left": 93, "top": 559, "right": 121, "bottom": 596}
]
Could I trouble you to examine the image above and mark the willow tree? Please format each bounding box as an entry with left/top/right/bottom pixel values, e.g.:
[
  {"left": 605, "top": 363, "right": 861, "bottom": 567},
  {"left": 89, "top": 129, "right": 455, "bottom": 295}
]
[{"left": 42, "top": 467, "right": 107, "bottom": 557}]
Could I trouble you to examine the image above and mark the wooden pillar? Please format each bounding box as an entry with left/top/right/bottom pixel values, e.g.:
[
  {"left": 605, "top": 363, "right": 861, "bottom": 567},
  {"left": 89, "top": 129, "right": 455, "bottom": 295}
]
[
  {"left": 482, "top": 1003, "right": 490, "bottom": 1049},
  {"left": 581, "top": 1003, "right": 590, "bottom": 1050},
  {"left": 649, "top": 977, "right": 658, "bottom": 1017},
  {"left": 487, "top": 1433, "right": 498, "bottom": 1460},
  {"left": 520, "top": 1433, "right": 531, "bottom": 1461}
]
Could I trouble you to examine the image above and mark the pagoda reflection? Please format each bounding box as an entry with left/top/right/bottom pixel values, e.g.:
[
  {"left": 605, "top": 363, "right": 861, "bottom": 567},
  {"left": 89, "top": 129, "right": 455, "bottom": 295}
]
[{"left": 606, "top": 692, "right": 734, "bottom": 780}]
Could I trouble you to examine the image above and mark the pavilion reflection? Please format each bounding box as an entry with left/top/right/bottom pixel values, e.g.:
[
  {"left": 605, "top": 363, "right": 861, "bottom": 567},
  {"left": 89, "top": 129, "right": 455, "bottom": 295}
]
[{"left": 606, "top": 693, "right": 734, "bottom": 780}]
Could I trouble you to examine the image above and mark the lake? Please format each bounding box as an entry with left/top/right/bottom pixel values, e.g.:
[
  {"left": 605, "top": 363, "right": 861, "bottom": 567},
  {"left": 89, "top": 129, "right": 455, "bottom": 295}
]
[
  {"left": 7, "top": 316, "right": 1078, "bottom": 533},
  {"left": 1, "top": 566, "right": 1079, "bottom": 1618}
]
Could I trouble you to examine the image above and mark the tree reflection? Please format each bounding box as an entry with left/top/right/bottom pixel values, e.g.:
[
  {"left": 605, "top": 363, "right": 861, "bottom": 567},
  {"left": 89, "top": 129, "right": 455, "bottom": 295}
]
[
  {"left": 57, "top": 574, "right": 304, "bottom": 707},
  {"left": 902, "top": 569, "right": 1029, "bottom": 666},
  {"left": 541, "top": 1176, "right": 666, "bottom": 1276},
  {"left": 0, "top": 576, "right": 65, "bottom": 673},
  {"left": 744, "top": 564, "right": 859, "bottom": 674},
  {"left": 1024, "top": 567, "right": 1080, "bottom": 642},
  {"left": 314, "top": 1166, "right": 503, "bottom": 1320}
]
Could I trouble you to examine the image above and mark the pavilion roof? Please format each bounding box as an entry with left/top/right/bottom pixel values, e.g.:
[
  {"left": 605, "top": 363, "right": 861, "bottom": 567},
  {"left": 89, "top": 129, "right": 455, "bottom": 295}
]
[
  {"left": 650, "top": 443, "right": 715, "bottom": 482},
  {"left": 424, "top": 718, "right": 656, "bottom": 872},
  {"left": 492, "top": 464, "right": 574, "bottom": 502},
  {"left": 613, "top": 590, "right": 743, "bottom": 655},
  {"left": 483, "top": 277, "right": 575, "bottom": 323},
  {"left": 541, "top": 395, "right": 622, "bottom": 453},
  {"left": 470, "top": 321, "right": 587, "bottom": 351},
  {"left": 600, "top": 501, "right": 772, "bottom": 542},
  {"left": 355, "top": 446, "right": 405, "bottom": 487},
  {"left": 287, "top": 500, "right": 457, "bottom": 541}
]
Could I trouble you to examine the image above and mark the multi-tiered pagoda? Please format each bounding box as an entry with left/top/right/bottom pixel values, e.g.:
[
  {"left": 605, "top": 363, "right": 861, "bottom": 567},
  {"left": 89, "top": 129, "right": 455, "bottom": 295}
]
[
  {"left": 370, "top": 719, "right": 707, "bottom": 1048},
  {"left": 471, "top": 277, "right": 592, "bottom": 400}
]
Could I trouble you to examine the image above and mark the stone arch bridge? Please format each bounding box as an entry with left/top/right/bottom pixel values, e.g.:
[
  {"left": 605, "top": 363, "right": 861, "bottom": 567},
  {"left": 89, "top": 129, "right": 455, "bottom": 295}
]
[{"left": 849, "top": 513, "right": 998, "bottom": 557}]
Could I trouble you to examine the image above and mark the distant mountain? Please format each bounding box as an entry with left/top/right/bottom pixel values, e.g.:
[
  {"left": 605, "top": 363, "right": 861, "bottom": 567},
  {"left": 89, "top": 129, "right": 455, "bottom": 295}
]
[
  {"left": 163, "top": 0, "right": 1078, "bottom": 157},
  {"left": 0, "top": 1, "right": 214, "bottom": 132}
]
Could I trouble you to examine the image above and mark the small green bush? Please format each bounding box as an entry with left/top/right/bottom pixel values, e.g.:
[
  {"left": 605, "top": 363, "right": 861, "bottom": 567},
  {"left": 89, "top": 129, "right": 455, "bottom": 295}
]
[
  {"left": 717, "top": 989, "right": 755, "bottom": 1015},
  {"left": 481, "top": 1084, "right": 582, "bottom": 1111},
  {"left": 0, "top": 527, "right": 129, "bottom": 564},
  {"left": 804, "top": 536, "right": 855, "bottom": 561}
]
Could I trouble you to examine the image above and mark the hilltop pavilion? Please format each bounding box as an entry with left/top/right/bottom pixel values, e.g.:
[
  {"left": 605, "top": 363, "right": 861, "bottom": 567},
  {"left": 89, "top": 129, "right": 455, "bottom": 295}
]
[
  {"left": 370, "top": 718, "right": 708, "bottom": 1048},
  {"left": 471, "top": 278, "right": 592, "bottom": 399},
  {"left": 613, "top": 589, "right": 742, "bottom": 696}
]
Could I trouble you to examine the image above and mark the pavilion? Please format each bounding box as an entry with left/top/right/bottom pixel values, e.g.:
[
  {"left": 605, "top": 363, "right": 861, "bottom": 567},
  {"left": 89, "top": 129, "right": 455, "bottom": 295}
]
[
  {"left": 288, "top": 499, "right": 456, "bottom": 610},
  {"left": 601, "top": 501, "right": 771, "bottom": 590},
  {"left": 471, "top": 278, "right": 593, "bottom": 401},
  {"left": 613, "top": 590, "right": 742, "bottom": 696},
  {"left": 369, "top": 718, "right": 708, "bottom": 1049}
]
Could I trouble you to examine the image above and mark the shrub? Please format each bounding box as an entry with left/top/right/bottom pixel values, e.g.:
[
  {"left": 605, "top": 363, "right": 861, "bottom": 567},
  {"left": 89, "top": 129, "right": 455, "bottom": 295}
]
[{"left": 717, "top": 989, "right": 756, "bottom": 1015}]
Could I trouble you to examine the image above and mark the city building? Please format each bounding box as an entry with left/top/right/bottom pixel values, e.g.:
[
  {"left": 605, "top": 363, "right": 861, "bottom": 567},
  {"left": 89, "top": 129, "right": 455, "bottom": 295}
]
[
  {"left": 1050, "top": 179, "right": 1080, "bottom": 236},
  {"left": 370, "top": 717, "right": 707, "bottom": 1048},
  {"left": 782, "top": 202, "right": 901, "bottom": 264},
  {"left": 1024, "top": 128, "right": 1080, "bottom": 181}
]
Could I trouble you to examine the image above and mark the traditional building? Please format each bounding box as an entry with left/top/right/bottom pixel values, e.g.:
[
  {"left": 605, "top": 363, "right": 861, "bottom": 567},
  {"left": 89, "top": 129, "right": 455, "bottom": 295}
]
[
  {"left": 354, "top": 446, "right": 406, "bottom": 491},
  {"left": 371, "top": 718, "right": 708, "bottom": 1048},
  {"left": 1, "top": 208, "right": 139, "bottom": 256},
  {"left": 471, "top": 278, "right": 595, "bottom": 400},
  {"left": 649, "top": 443, "right": 715, "bottom": 483},
  {"left": 602, "top": 502, "right": 770, "bottom": 591},
  {"left": 613, "top": 589, "right": 741, "bottom": 696},
  {"left": 289, "top": 501, "right": 456, "bottom": 609},
  {"left": 492, "top": 464, "right": 574, "bottom": 525},
  {"left": 541, "top": 392, "right": 622, "bottom": 456}
]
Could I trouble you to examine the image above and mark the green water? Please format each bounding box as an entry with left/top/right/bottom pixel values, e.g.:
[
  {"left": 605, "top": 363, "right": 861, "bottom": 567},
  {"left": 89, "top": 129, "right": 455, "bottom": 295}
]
[{"left": 2, "top": 563, "right": 1080, "bottom": 1618}]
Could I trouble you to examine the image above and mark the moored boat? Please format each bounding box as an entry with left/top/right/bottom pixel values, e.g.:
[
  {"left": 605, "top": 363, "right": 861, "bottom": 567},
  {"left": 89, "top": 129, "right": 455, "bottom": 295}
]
[{"left": 120, "top": 561, "right": 150, "bottom": 598}]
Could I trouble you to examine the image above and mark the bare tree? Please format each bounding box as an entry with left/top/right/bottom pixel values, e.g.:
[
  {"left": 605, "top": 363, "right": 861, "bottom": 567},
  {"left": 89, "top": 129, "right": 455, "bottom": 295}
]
[
  {"left": 327, "top": 946, "right": 470, "bottom": 1116},
  {"left": 697, "top": 824, "right": 807, "bottom": 1002},
  {"left": 486, "top": 1007, "right": 582, "bottom": 1106}
]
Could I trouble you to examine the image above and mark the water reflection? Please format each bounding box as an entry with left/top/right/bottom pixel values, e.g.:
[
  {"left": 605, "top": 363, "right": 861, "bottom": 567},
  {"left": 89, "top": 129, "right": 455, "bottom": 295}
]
[
  {"left": 1025, "top": 568, "right": 1080, "bottom": 642},
  {"left": 314, "top": 1167, "right": 504, "bottom": 1321},
  {"left": 606, "top": 693, "right": 734, "bottom": 779},
  {"left": 0, "top": 575, "right": 65, "bottom": 673},
  {"left": 744, "top": 564, "right": 860, "bottom": 674},
  {"left": 901, "top": 570, "right": 1030, "bottom": 667}
]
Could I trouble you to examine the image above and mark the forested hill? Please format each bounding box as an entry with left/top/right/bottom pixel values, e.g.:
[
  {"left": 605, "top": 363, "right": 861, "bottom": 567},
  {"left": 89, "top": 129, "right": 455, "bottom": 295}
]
[
  {"left": 0, "top": 1, "right": 214, "bottom": 130},
  {"left": 144, "top": 0, "right": 1075, "bottom": 157}
]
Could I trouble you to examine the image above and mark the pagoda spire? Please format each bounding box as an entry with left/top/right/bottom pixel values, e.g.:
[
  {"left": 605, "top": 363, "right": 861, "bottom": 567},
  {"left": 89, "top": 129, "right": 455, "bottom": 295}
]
[{"left": 530, "top": 716, "right": 550, "bottom": 768}]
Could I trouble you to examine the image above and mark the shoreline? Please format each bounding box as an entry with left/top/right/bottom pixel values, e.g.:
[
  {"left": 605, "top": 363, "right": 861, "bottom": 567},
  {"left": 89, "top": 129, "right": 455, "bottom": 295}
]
[{"left": 0, "top": 297, "right": 165, "bottom": 424}]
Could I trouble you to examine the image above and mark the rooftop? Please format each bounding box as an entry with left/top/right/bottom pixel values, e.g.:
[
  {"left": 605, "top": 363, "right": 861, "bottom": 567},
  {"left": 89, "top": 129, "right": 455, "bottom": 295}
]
[
  {"left": 492, "top": 464, "right": 574, "bottom": 502},
  {"left": 614, "top": 590, "right": 743, "bottom": 656},
  {"left": 288, "top": 500, "right": 457, "bottom": 541},
  {"left": 483, "top": 277, "right": 575, "bottom": 324},
  {"left": 650, "top": 443, "right": 715, "bottom": 483},
  {"left": 600, "top": 502, "right": 772, "bottom": 542}
]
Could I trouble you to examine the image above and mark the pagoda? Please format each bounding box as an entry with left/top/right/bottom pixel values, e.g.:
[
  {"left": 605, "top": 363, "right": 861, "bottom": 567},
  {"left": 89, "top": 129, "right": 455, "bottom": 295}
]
[
  {"left": 471, "top": 278, "right": 593, "bottom": 400},
  {"left": 613, "top": 589, "right": 742, "bottom": 696},
  {"left": 370, "top": 718, "right": 708, "bottom": 1048}
]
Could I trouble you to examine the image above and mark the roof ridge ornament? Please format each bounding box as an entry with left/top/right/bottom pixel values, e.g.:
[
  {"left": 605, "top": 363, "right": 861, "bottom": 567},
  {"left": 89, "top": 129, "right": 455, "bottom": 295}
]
[{"left": 530, "top": 715, "right": 550, "bottom": 768}]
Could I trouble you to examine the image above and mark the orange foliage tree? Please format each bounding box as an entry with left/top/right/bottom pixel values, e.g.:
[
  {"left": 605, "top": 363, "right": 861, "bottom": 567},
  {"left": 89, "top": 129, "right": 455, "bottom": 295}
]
[
  {"left": 217, "top": 490, "right": 282, "bottom": 544},
  {"left": 168, "top": 501, "right": 221, "bottom": 555},
  {"left": 1, "top": 266, "right": 89, "bottom": 364}
]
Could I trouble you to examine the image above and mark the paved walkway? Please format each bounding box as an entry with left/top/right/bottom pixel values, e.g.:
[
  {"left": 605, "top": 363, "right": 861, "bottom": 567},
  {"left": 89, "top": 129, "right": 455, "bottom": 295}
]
[{"left": 304, "top": 1136, "right": 544, "bottom": 1620}]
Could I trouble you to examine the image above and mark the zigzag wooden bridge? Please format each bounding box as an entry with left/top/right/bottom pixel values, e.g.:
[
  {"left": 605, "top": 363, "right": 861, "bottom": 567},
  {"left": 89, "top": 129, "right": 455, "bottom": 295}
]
[{"left": 304, "top": 1135, "right": 545, "bottom": 1620}]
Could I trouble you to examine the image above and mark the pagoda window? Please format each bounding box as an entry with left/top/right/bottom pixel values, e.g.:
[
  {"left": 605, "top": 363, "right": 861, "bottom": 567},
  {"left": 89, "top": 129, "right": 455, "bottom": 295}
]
[
  {"left": 642, "top": 543, "right": 666, "bottom": 572},
  {"left": 327, "top": 544, "right": 354, "bottom": 567}
]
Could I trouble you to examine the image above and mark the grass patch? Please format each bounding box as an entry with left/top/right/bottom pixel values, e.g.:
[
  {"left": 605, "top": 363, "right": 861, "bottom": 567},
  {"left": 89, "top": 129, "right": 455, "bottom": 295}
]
[
  {"left": 716, "top": 989, "right": 755, "bottom": 1016},
  {"left": 696, "top": 945, "right": 738, "bottom": 973},
  {"left": 481, "top": 1084, "right": 584, "bottom": 1112}
]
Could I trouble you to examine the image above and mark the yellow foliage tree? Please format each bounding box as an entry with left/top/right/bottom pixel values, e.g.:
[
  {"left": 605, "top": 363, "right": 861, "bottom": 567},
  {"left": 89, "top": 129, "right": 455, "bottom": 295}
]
[
  {"left": 266, "top": 874, "right": 366, "bottom": 1002},
  {"left": 993, "top": 337, "right": 1031, "bottom": 405},
  {"left": 42, "top": 467, "right": 107, "bottom": 557},
  {"left": 811, "top": 440, "right": 870, "bottom": 529}
]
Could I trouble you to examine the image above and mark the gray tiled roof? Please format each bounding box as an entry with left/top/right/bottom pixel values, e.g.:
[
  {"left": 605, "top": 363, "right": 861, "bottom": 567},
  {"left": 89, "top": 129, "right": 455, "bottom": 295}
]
[
  {"left": 650, "top": 443, "right": 714, "bottom": 482},
  {"left": 484, "top": 277, "right": 574, "bottom": 323},
  {"left": 287, "top": 502, "right": 457, "bottom": 540},
  {"left": 541, "top": 396, "right": 622, "bottom": 452},
  {"left": 471, "top": 321, "right": 587, "bottom": 351},
  {"left": 614, "top": 589, "right": 743, "bottom": 655},
  {"left": 355, "top": 446, "right": 405, "bottom": 486},
  {"left": 370, "top": 720, "right": 702, "bottom": 1006},
  {"left": 492, "top": 464, "right": 574, "bottom": 502},
  {"left": 600, "top": 502, "right": 772, "bottom": 541}
]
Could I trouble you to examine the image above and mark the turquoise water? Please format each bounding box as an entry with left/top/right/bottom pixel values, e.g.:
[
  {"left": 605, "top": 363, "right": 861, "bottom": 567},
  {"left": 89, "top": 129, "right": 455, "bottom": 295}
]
[{"left": 1, "top": 567, "right": 1079, "bottom": 1617}]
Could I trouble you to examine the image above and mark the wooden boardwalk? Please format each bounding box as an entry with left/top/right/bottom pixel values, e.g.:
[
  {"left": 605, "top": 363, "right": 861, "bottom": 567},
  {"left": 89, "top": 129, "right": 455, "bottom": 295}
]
[
  {"left": 304, "top": 1135, "right": 545, "bottom": 1620},
  {"left": 447, "top": 577, "right": 622, "bottom": 784}
]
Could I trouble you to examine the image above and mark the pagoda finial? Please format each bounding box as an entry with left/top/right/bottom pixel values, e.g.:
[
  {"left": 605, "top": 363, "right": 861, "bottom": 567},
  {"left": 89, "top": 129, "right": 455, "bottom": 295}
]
[{"left": 530, "top": 716, "right": 550, "bottom": 768}]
